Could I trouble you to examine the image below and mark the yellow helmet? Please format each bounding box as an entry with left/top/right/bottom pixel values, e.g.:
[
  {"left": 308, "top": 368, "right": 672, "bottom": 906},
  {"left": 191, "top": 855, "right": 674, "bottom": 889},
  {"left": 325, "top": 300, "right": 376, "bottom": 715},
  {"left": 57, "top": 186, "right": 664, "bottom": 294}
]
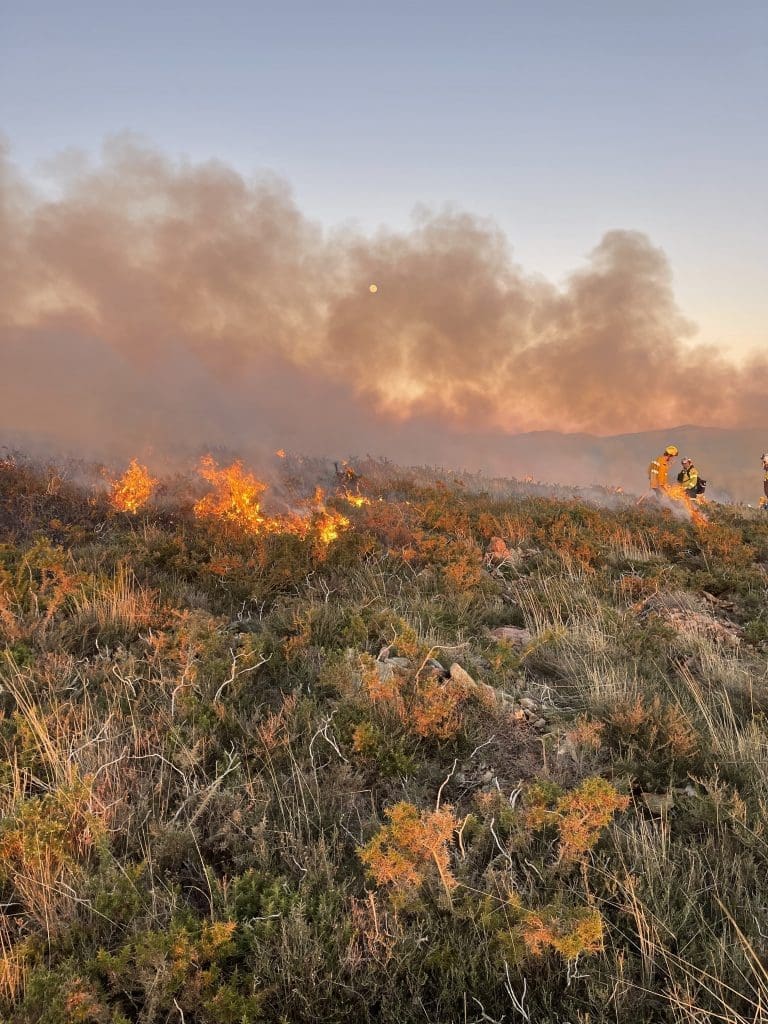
[{"left": 664, "top": 445, "right": 679, "bottom": 456}]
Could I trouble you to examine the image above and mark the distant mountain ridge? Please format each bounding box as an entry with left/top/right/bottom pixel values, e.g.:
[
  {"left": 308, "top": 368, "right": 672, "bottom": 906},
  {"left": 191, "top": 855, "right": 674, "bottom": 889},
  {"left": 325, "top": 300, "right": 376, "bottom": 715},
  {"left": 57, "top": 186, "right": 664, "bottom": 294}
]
[
  {"left": 3, "top": 424, "right": 767, "bottom": 504},
  {"left": 467, "top": 425, "right": 767, "bottom": 503}
]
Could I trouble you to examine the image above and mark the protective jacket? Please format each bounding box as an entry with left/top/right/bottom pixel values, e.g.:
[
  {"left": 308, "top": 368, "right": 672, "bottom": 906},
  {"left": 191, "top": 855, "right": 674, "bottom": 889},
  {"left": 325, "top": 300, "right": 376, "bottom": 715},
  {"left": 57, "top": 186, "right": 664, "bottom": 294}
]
[
  {"left": 648, "top": 456, "right": 669, "bottom": 490},
  {"left": 678, "top": 465, "right": 700, "bottom": 495}
]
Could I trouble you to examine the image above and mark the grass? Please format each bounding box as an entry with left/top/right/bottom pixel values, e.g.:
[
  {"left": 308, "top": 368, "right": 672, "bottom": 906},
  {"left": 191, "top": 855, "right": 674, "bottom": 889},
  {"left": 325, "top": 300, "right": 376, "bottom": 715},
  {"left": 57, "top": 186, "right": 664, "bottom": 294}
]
[{"left": 1, "top": 451, "right": 768, "bottom": 1022}]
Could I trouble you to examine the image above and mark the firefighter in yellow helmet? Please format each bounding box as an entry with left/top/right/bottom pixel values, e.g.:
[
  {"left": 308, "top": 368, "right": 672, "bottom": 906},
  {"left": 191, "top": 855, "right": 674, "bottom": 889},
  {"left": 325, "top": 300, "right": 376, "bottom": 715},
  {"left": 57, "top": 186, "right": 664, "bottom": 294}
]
[
  {"left": 677, "top": 457, "right": 701, "bottom": 499},
  {"left": 648, "top": 445, "right": 679, "bottom": 493}
]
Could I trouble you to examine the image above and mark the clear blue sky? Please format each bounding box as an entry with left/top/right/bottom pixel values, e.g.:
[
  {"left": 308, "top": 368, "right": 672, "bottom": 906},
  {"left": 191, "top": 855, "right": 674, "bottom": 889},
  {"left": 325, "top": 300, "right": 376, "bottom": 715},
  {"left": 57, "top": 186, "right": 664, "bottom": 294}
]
[{"left": 3, "top": 0, "right": 766, "bottom": 353}]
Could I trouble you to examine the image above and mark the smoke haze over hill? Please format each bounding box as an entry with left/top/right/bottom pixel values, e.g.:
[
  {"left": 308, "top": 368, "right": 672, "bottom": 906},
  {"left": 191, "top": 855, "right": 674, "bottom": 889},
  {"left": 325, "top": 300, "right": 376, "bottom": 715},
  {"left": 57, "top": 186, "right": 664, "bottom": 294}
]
[{"left": 2, "top": 138, "right": 767, "bottom": 495}]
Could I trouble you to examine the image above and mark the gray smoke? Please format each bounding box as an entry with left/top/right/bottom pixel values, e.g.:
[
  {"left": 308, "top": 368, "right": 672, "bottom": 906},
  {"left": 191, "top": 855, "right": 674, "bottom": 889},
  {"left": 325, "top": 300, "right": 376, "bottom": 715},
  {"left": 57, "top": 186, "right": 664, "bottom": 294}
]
[{"left": 2, "top": 136, "right": 767, "bottom": 469}]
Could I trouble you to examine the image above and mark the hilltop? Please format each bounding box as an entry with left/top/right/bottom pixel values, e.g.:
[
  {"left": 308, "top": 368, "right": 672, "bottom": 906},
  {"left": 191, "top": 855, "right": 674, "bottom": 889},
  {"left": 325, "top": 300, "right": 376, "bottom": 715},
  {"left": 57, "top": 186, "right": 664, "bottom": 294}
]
[{"left": 1, "top": 452, "right": 768, "bottom": 1023}]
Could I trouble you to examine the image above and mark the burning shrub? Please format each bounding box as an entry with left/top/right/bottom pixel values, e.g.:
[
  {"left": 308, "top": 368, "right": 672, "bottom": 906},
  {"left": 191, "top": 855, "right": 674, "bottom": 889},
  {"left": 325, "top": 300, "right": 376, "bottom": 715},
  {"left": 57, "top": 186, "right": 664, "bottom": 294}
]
[
  {"left": 108, "top": 458, "right": 157, "bottom": 514},
  {"left": 194, "top": 455, "right": 273, "bottom": 534},
  {"left": 194, "top": 456, "right": 350, "bottom": 548}
]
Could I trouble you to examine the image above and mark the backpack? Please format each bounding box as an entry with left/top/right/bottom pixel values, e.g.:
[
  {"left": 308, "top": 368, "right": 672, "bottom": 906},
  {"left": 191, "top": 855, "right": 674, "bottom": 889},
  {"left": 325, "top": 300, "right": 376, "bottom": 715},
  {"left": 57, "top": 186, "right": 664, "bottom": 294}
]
[{"left": 677, "top": 469, "right": 706, "bottom": 495}]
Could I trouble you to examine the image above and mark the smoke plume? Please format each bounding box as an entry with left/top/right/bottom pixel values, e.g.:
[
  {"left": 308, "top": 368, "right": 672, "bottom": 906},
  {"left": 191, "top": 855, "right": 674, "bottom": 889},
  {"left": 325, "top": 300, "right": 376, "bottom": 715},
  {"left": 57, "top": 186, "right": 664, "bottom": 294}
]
[{"left": 2, "top": 136, "right": 767, "bottom": 466}]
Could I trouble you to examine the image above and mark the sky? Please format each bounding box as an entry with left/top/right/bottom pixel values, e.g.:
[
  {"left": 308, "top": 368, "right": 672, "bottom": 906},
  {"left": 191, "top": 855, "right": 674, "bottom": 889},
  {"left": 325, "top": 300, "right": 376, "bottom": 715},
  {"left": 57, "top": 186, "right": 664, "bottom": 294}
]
[{"left": 1, "top": 1, "right": 766, "bottom": 361}]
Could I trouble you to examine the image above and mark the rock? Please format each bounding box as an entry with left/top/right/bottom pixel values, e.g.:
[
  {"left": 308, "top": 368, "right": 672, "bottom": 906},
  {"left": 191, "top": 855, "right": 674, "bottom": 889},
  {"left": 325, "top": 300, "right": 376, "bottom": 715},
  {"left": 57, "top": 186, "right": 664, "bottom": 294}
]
[
  {"left": 519, "top": 697, "right": 538, "bottom": 711},
  {"left": 425, "top": 658, "right": 449, "bottom": 677},
  {"left": 489, "top": 626, "right": 533, "bottom": 647},
  {"left": 533, "top": 718, "right": 547, "bottom": 731},
  {"left": 640, "top": 791, "right": 674, "bottom": 815},
  {"left": 386, "top": 657, "right": 411, "bottom": 670},
  {"left": 665, "top": 608, "right": 743, "bottom": 646},
  {"left": 481, "top": 770, "right": 495, "bottom": 783},
  {"left": 449, "top": 663, "right": 476, "bottom": 688},
  {"left": 374, "top": 661, "right": 396, "bottom": 684}
]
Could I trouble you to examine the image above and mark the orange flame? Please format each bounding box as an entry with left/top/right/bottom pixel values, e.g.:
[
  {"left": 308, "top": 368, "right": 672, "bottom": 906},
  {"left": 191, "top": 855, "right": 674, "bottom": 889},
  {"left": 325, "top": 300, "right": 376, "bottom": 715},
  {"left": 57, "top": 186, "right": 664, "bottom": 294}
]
[
  {"left": 663, "top": 483, "right": 708, "bottom": 528},
  {"left": 308, "top": 486, "right": 350, "bottom": 545},
  {"left": 109, "top": 459, "right": 157, "bottom": 514},
  {"left": 275, "top": 449, "right": 286, "bottom": 459},
  {"left": 194, "top": 455, "right": 273, "bottom": 533},
  {"left": 193, "top": 457, "right": 349, "bottom": 545},
  {"left": 343, "top": 490, "right": 371, "bottom": 508}
]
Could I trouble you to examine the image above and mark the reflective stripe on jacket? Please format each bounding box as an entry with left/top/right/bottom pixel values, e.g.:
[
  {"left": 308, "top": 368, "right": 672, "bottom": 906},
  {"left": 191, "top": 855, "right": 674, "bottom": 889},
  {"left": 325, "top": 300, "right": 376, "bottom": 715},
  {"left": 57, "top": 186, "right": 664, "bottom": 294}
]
[{"left": 649, "top": 456, "right": 668, "bottom": 489}]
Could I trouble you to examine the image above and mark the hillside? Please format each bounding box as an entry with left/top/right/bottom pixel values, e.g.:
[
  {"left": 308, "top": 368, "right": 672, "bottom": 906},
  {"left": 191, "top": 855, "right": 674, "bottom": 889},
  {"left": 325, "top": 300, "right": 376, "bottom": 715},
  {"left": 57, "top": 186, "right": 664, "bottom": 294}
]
[
  {"left": 5, "top": 422, "right": 767, "bottom": 505},
  {"left": 1, "top": 452, "right": 768, "bottom": 1023}
]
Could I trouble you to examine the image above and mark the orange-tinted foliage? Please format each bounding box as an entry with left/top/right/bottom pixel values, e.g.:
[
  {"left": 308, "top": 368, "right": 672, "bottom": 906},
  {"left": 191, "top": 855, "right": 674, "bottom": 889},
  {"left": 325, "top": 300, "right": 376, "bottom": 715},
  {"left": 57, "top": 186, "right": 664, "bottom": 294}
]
[
  {"left": 524, "top": 777, "right": 628, "bottom": 865},
  {"left": 362, "top": 661, "right": 495, "bottom": 740},
  {"left": 518, "top": 904, "right": 604, "bottom": 960},
  {"left": 359, "top": 801, "right": 459, "bottom": 904},
  {"left": 608, "top": 694, "right": 699, "bottom": 764}
]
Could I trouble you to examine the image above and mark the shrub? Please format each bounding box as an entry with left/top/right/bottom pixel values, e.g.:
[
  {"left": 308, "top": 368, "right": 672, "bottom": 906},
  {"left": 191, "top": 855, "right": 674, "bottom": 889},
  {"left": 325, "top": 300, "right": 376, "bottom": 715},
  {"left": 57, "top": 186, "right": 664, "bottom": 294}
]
[
  {"left": 359, "top": 802, "right": 460, "bottom": 906},
  {"left": 524, "top": 777, "right": 629, "bottom": 866},
  {"left": 0, "top": 776, "right": 107, "bottom": 934},
  {"left": 606, "top": 693, "right": 703, "bottom": 787},
  {"left": 517, "top": 901, "right": 604, "bottom": 961},
  {"left": 360, "top": 657, "right": 495, "bottom": 741}
]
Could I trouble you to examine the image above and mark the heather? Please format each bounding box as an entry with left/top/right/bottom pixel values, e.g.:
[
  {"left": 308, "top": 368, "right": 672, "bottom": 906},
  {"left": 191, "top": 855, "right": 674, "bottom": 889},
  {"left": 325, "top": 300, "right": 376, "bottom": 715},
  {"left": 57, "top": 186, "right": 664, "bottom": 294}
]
[{"left": 1, "top": 453, "right": 768, "bottom": 1023}]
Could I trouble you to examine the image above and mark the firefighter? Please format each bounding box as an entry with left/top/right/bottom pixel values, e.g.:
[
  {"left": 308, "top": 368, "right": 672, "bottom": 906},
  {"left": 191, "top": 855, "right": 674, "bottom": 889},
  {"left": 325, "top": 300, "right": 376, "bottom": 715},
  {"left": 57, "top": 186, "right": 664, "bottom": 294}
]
[
  {"left": 760, "top": 453, "right": 768, "bottom": 509},
  {"left": 648, "top": 445, "right": 679, "bottom": 493},
  {"left": 677, "top": 457, "right": 701, "bottom": 499}
]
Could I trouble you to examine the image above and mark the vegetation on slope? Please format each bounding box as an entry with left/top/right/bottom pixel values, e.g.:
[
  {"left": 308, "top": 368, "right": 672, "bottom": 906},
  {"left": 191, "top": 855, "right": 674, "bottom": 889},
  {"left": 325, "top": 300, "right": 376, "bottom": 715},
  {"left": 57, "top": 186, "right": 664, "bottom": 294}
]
[{"left": 1, "top": 453, "right": 768, "bottom": 1023}]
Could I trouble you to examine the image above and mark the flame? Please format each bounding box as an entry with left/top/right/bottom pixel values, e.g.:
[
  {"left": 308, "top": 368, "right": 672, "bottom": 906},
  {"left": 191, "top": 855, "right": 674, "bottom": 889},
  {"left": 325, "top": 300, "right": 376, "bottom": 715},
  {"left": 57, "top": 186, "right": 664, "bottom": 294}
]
[
  {"left": 194, "top": 455, "right": 273, "bottom": 533},
  {"left": 109, "top": 459, "right": 157, "bottom": 514},
  {"left": 343, "top": 491, "right": 371, "bottom": 508},
  {"left": 318, "top": 510, "right": 350, "bottom": 544},
  {"left": 275, "top": 449, "right": 286, "bottom": 458},
  {"left": 663, "top": 483, "right": 708, "bottom": 528},
  {"left": 193, "top": 457, "right": 349, "bottom": 545},
  {"left": 308, "top": 486, "right": 350, "bottom": 545}
]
